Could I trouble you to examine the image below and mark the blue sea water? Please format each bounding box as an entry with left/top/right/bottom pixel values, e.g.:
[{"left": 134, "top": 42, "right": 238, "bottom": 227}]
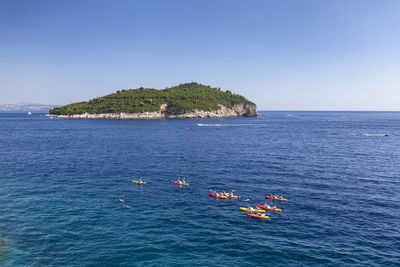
[{"left": 0, "top": 111, "right": 399, "bottom": 266}]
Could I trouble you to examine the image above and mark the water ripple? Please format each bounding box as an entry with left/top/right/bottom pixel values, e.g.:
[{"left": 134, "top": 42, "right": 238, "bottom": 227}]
[{"left": 0, "top": 112, "right": 399, "bottom": 266}]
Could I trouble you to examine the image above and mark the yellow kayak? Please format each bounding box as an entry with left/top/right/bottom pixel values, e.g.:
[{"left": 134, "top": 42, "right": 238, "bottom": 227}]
[
  {"left": 132, "top": 180, "right": 146, "bottom": 184},
  {"left": 240, "top": 207, "right": 265, "bottom": 213}
]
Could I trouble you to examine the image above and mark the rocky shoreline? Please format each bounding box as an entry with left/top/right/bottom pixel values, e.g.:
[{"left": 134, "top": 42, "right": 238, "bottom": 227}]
[{"left": 50, "top": 104, "right": 259, "bottom": 119}]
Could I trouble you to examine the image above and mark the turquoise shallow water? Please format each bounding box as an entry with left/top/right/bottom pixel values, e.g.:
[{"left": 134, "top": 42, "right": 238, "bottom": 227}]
[{"left": 0, "top": 111, "right": 399, "bottom": 266}]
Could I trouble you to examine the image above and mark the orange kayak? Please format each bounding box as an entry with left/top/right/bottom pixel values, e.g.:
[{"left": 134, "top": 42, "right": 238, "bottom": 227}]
[
  {"left": 265, "top": 195, "right": 287, "bottom": 201},
  {"left": 246, "top": 213, "right": 270, "bottom": 219}
]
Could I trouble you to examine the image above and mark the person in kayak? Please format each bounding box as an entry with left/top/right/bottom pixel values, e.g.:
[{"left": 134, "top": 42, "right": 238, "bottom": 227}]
[
  {"left": 266, "top": 203, "right": 276, "bottom": 209},
  {"left": 139, "top": 179, "right": 143, "bottom": 182}
]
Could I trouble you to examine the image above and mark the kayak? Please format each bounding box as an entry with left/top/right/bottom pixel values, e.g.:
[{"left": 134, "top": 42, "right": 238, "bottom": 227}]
[
  {"left": 209, "top": 192, "right": 237, "bottom": 198},
  {"left": 246, "top": 213, "right": 270, "bottom": 219},
  {"left": 208, "top": 193, "right": 228, "bottom": 198},
  {"left": 209, "top": 193, "right": 229, "bottom": 199},
  {"left": 265, "top": 195, "right": 287, "bottom": 201},
  {"left": 173, "top": 181, "right": 189, "bottom": 186},
  {"left": 240, "top": 207, "right": 265, "bottom": 213},
  {"left": 132, "top": 180, "right": 146, "bottom": 184},
  {"left": 257, "top": 204, "right": 282, "bottom": 212}
]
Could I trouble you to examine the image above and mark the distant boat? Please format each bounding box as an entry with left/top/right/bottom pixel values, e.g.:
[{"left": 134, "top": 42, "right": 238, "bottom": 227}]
[{"left": 27, "top": 112, "right": 31, "bottom": 115}]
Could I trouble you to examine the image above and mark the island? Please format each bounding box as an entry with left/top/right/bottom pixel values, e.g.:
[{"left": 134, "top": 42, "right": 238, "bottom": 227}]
[{"left": 49, "top": 82, "right": 258, "bottom": 119}]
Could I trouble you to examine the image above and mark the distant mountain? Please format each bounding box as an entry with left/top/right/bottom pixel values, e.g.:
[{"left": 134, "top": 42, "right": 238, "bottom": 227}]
[{"left": 0, "top": 102, "right": 58, "bottom": 112}]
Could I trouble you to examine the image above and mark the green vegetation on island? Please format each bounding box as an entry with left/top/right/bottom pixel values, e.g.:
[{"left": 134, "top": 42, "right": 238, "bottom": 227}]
[{"left": 49, "top": 82, "right": 255, "bottom": 115}]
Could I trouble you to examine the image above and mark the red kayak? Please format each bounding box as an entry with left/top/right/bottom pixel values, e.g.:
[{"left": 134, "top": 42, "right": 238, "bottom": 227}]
[
  {"left": 265, "top": 195, "right": 287, "bottom": 201},
  {"left": 173, "top": 181, "right": 189, "bottom": 186},
  {"left": 257, "top": 204, "right": 282, "bottom": 212},
  {"left": 246, "top": 213, "right": 270, "bottom": 219}
]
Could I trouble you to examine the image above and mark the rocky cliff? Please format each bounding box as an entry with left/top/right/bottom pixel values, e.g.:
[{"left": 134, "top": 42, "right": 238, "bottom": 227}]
[{"left": 54, "top": 103, "right": 258, "bottom": 119}]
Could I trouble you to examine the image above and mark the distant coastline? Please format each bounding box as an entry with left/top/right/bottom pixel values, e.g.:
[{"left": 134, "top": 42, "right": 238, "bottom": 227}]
[{"left": 0, "top": 102, "right": 58, "bottom": 112}]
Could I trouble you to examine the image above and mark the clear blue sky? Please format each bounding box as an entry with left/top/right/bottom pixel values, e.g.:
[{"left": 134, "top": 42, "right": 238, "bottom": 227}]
[{"left": 1, "top": 0, "right": 399, "bottom": 110}]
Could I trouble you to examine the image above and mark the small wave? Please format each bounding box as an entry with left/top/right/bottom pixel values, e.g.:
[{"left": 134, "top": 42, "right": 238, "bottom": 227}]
[{"left": 362, "top": 133, "right": 389, "bottom": 137}]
